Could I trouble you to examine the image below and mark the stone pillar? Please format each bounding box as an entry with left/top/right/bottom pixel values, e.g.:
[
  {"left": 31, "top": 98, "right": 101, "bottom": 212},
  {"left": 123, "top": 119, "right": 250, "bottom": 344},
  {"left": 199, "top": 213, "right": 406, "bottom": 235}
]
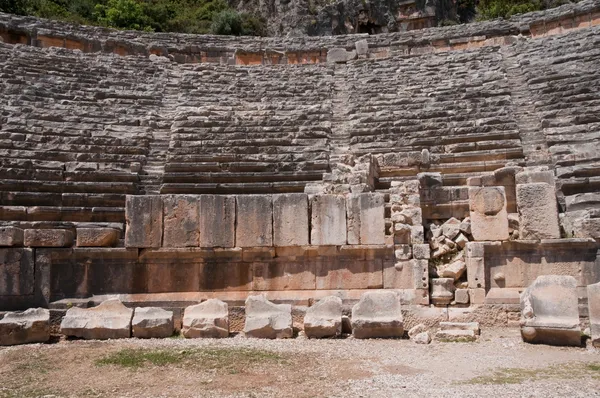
[{"left": 125, "top": 195, "right": 163, "bottom": 248}]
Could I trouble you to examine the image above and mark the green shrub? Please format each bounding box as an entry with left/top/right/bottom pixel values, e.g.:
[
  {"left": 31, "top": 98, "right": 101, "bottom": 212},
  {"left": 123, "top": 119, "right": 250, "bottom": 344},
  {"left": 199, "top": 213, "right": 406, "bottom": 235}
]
[{"left": 210, "top": 9, "right": 243, "bottom": 35}]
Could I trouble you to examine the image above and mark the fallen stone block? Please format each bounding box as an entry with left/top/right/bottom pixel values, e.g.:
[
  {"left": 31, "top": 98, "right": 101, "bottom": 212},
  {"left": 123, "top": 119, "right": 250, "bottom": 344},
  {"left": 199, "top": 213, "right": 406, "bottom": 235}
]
[
  {"left": 132, "top": 307, "right": 174, "bottom": 338},
  {"left": 327, "top": 47, "right": 357, "bottom": 63},
  {"left": 408, "top": 323, "right": 427, "bottom": 339},
  {"left": 24, "top": 229, "right": 73, "bottom": 247},
  {"left": 0, "top": 227, "right": 24, "bottom": 247},
  {"left": 587, "top": 282, "right": 600, "bottom": 348},
  {"left": 60, "top": 299, "right": 133, "bottom": 340},
  {"left": 76, "top": 228, "right": 119, "bottom": 247},
  {"left": 413, "top": 331, "right": 432, "bottom": 344},
  {"left": 520, "top": 275, "right": 581, "bottom": 346},
  {"left": 182, "top": 299, "right": 229, "bottom": 338},
  {"left": 351, "top": 291, "right": 403, "bottom": 339},
  {"left": 440, "top": 322, "right": 480, "bottom": 335},
  {"left": 304, "top": 296, "right": 342, "bottom": 338},
  {"left": 244, "top": 295, "right": 292, "bottom": 339},
  {"left": 441, "top": 260, "right": 466, "bottom": 281},
  {"left": 454, "top": 289, "right": 470, "bottom": 305},
  {"left": 0, "top": 308, "right": 50, "bottom": 346},
  {"left": 435, "top": 329, "right": 477, "bottom": 342}
]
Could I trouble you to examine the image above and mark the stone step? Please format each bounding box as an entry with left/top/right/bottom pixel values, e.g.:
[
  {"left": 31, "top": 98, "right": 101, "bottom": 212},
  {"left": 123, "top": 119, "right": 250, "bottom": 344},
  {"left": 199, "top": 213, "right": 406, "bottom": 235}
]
[{"left": 434, "top": 329, "right": 478, "bottom": 342}]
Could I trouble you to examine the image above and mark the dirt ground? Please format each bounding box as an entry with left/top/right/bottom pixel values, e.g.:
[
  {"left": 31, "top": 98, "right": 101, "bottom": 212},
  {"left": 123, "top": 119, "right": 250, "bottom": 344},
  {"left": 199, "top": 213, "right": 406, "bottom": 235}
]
[{"left": 0, "top": 328, "right": 598, "bottom": 398}]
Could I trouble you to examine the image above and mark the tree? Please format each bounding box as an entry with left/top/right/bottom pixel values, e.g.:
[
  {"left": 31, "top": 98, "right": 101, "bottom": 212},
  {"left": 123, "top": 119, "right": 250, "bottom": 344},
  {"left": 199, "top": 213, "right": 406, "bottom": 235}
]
[
  {"left": 0, "top": 0, "right": 30, "bottom": 15},
  {"left": 211, "top": 9, "right": 243, "bottom": 35},
  {"left": 94, "top": 0, "right": 152, "bottom": 30}
]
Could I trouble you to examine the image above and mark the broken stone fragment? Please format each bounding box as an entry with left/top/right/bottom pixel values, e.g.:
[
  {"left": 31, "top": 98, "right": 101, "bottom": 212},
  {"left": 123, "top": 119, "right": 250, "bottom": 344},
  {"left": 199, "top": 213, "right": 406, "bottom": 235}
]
[
  {"left": 441, "top": 260, "right": 466, "bottom": 281},
  {"left": 441, "top": 217, "right": 461, "bottom": 240},
  {"left": 182, "top": 299, "right": 229, "bottom": 338},
  {"left": 244, "top": 295, "right": 293, "bottom": 339},
  {"left": 0, "top": 308, "right": 50, "bottom": 346},
  {"left": 408, "top": 323, "right": 427, "bottom": 339},
  {"left": 326, "top": 47, "right": 357, "bottom": 63},
  {"left": 351, "top": 291, "right": 403, "bottom": 339},
  {"left": 132, "top": 307, "right": 174, "bottom": 338},
  {"left": 454, "top": 233, "right": 469, "bottom": 248},
  {"left": 413, "top": 331, "right": 432, "bottom": 344},
  {"left": 304, "top": 296, "right": 342, "bottom": 338},
  {"left": 60, "top": 299, "right": 133, "bottom": 340}
]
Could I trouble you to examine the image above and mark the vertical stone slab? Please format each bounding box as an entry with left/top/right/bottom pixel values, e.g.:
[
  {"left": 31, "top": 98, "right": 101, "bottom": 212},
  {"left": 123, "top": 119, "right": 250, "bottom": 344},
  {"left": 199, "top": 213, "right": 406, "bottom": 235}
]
[
  {"left": 236, "top": 195, "right": 273, "bottom": 247},
  {"left": 199, "top": 195, "right": 235, "bottom": 248},
  {"left": 347, "top": 193, "right": 385, "bottom": 245},
  {"left": 0, "top": 248, "right": 34, "bottom": 296},
  {"left": 588, "top": 282, "right": 600, "bottom": 348},
  {"left": 163, "top": 195, "right": 200, "bottom": 247},
  {"left": 310, "top": 195, "right": 347, "bottom": 245},
  {"left": 273, "top": 194, "right": 309, "bottom": 246},
  {"left": 516, "top": 183, "right": 560, "bottom": 239},
  {"left": 125, "top": 195, "right": 163, "bottom": 248},
  {"left": 468, "top": 186, "right": 509, "bottom": 241}
]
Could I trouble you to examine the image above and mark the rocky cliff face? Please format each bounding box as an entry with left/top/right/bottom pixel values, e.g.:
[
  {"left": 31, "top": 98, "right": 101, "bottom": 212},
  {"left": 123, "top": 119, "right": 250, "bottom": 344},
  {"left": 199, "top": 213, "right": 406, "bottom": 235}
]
[{"left": 230, "top": 0, "right": 447, "bottom": 36}]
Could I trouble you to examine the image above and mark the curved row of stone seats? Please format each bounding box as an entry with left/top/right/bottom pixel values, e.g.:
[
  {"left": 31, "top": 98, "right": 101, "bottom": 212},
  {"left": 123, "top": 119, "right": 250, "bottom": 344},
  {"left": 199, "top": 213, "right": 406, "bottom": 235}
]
[
  {"left": 0, "top": 43, "right": 170, "bottom": 222},
  {"left": 162, "top": 63, "right": 333, "bottom": 194}
]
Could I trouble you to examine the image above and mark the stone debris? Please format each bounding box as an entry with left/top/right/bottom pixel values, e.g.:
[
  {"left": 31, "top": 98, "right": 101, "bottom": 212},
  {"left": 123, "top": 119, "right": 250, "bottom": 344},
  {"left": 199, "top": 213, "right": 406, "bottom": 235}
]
[
  {"left": 520, "top": 275, "right": 582, "bottom": 346},
  {"left": 351, "top": 291, "right": 403, "bottom": 339},
  {"left": 0, "top": 308, "right": 50, "bottom": 346},
  {"left": 182, "top": 299, "right": 229, "bottom": 338},
  {"left": 408, "top": 323, "right": 427, "bottom": 339},
  {"left": 60, "top": 299, "right": 133, "bottom": 340},
  {"left": 441, "top": 260, "right": 466, "bottom": 281},
  {"left": 244, "top": 295, "right": 293, "bottom": 339},
  {"left": 304, "top": 296, "right": 343, "bottom": 338},
  {"left": 132, "top": 307, "right": 174, "bottom": 338},
  {"left": 413, "top": 331, "right": 432, "bottom": 344}
]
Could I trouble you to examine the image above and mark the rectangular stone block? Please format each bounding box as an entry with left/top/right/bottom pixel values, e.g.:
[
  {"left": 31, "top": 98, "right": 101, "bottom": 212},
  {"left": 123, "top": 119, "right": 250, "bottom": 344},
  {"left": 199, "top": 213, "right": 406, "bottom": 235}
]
[
  {"left": 588, "top": 282, "right": 600, "bottom": 347},
  {"left": 253, "top": 261, "right": 316, "bottom": 290},
  {"left": 76, "top": 228, "right": 119, "bottom": 247},
  {"left": 466, "top": 257, "right": 485, "bottom": 289},
  {"left": 199, "top": 262, "right": 253, "bottom": 291},
  {"left": 383, "top": 260, "right": 415, "bottom": 289},
  {"left": 412, "top": 259, "right": 429, "bottom": 290},
  {"left": 125, "top": 195, "right": 163, "bottom": 248},
  {"left": 236, "top": 195, "right": 273, "bottom": 247},
  {"left": 163, "top": 195, "right": 200, "bottom": 247},
  {"left": 346, "top": 193, "right": 385, "bottom": 245},
  {"left": 0, "top": 227, "right": 24, "bottom": 247},
  {"left": 0, "top": 248, "right": 34, "bottom": 296},
  {"left": 76, "top": 248, "right": 144, "bottom": 295},
  {"left": 412, "top": 244, "right": 431, "bottom": 259},
  {"left": 316, "top": 259, "right": 382, "bottom": 289},
  {"left": 199, "top": 195, "right": 235, "bottom": 248},
  {"left": 516, "top": 183, "right": 560, "bottom": 240},
  {"left": 469, "top": 288, "right": 486, "bottom": 304},
  {"left": 310, "top": 195, "right": 347, "bottom": 245},
  {"left": 273, "top": 194, "right": 309, "bottom": 246},
  {"left": 468, "top": 186, "right": 509, "bottom": 241},
  {"left": 24, "top": 229, "right": 73, "bottom": 247}
]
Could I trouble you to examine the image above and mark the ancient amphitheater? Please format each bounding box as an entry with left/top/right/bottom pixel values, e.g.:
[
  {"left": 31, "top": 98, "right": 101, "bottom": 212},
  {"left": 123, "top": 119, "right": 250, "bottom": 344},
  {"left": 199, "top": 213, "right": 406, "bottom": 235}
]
[{"left": 0, "top": 0, "right": 600, "bottom": 350}]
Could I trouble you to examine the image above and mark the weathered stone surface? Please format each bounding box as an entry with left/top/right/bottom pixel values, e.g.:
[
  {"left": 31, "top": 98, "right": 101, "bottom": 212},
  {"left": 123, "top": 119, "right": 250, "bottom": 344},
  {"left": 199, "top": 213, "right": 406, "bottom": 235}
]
[
  {"left": 455, "top": 289, "right": 470, "bottom": 304},
  {"left": 304, "top": 295, "right": 342, "bottom": 338},
  {"left": 76, "top": 228, "right": 119, "bottom": 247},
  {"left": 125, "top": 195, "right": 163, "bottom": 248},
  {"left": 408, "top": 323, "right": 427, "bottom": 339},
  {"left": 199, "top": 195, "right": 235, "bottom": 248},
  {"left": 132, "top": 307, "right": 174, "bottom": 338},
  {"left": 520, "top": 275, "right": 581, "bottom": 346},
  {"left": 412, "top": 244, "right": 430, "bottom": 259},
  {"left": 351, "top": 291, "right": 403, "bottom": 339},
  {"left": 24, "top": 229, "right": 73, "bottom": 247},
  {"left": 0, "top": 248, "right": 34, "bottom": 296},
  {"left": 435, "top": 329, "right": 477, "bottom": 342},
  {"left": 327, "top": 47, "right": 357, "bottom": 63},
  {"left": 244, "top": 295, "right": 292, "bottom": 339},
  {"left": 310, "top": 195, "right": 347, "bottom": 245},
  {"left": 182, "top": 299, "right": 229, "bottom": 338},
  {"left": 273, "top": 193, "right": 309, "bottom": 246},
  {"left": 346, "top": 193, "right": 385, "bottom": 245},
  {"left": 440, "top": 322, "right": 480, "bottom": 335},
  {"left": 516, "top": 183, "right": 560, "bottom": 239},
  {"left": 355, "top": 39, "right": 368, "bottom": 56},
  {"left": 431, "top": 278, "right": 455, "bottom": 306},
  {"left": 0, "top": 308, "right": 50, "bottom": 346},
  {"left": 236, "top": 195, "right": 273, "bottom": 247},
  {"left": 469, "top": 187, "right": 509, "bottom": 241},
  {"left": 0, "top": 227, "right": 24, "bottom": 247},
  {"left": 441, "top": 260, "right": 466, "bottom": 281},
  {"left": 163, "top": 195, "right": 200, "bottom": 247},
  {"left": 60, "top": 299, "right": 133, "bottom": 340},
  {"left": 588, "top": 282, "right": 600, "bottom": 348},
  {"left": 413, "top": 331, "right": 432, "bottom": 344}
]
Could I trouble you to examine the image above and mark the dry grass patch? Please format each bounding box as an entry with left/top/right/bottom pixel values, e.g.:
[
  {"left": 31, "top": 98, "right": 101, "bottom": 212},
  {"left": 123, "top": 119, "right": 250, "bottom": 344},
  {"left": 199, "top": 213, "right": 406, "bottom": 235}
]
[{"left": 465, "top": 362, "right": 600, "bottom": 385}]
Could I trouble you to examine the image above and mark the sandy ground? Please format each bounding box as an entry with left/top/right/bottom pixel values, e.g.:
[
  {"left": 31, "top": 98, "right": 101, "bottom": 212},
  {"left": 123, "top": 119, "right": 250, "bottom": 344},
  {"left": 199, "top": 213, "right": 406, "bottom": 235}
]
[{"left": 0, "top": 328, "right": 598, "bottom": 398}]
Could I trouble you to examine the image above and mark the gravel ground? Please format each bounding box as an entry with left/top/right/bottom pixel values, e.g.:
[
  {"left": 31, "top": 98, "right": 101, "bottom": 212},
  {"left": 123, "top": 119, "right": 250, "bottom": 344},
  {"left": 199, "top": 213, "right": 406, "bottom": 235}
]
[{"left": 0, "top": 328, "right": 598, "bottom": 398}]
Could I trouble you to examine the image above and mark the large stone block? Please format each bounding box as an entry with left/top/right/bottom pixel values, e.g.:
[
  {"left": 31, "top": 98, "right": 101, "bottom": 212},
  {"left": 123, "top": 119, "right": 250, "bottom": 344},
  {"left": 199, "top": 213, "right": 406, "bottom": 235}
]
[
  {"left": 273, "top": 193, "right": 309, "bottom": 246},
  {"left": 199, "top": 195, "right": 235, "bottom": 247},
  {"left": 132, "top": 307, "right": 174, "bottom": 338},
  {"left": 304, "top": 296, "right": 342, "bottom": 338},
  {"left": 253, "top": 261, "right": 316, "bottom": 291},
  {"left": 163, "top": 195, "right": 200, "bottom": 247},
  {"left": 587, "top": 282, "right": 600, "bottom": 348},
  {"left": 24, "top": 229, "right": 73, "bottom": 247},
  {"left": 468, "top": 186, "right": 509, "bottom": 241},
  {"left": 520, "top": 275, "right": 581, "bottom": 346},
  {"left": 351, "top": 291, "right": 403, "bottom": 339},
  {"left": 125, "top": 195, "right": 163, "bottom": 248},
  {"left": 346, "top": 193, "right": 385, "bottom": 245},
  {"left": 0, "top": 248, "right": 34, "bottom": 296},
  {"left": 244, "top": 295, "right": 292, "bottom": 339},
  {"left": 76, "top": 228, "right": 119, "bottom": 247},
  {"left": 310, "top": 195, "right": 347, "bottom": 245},
  {"left": 516, "top": 183, "right": 560, "bottom": 239},
  {"left": 0, "top": 308, "right": 50, "bottom": 346},
  {"left": 236, "top": 195, "right": 273, "bottom": 247},
  {"left": 60, "top": 299, "right": 133, "bottom": 340},
  {"left": 0, "top": 227, "right": 24, "bottom": 247},
  {"left": 316, "top": 259, "right": 382, "bottom": 290},
  {"left": 182, "top": 299, "right": 229, "bottom": 338}
]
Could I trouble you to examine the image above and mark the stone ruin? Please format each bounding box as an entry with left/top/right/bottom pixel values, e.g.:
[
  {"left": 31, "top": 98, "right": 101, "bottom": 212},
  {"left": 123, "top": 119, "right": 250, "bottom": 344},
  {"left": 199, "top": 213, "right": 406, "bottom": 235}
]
[{"left": 1, "top": 1, "right": 600, "bottom": 345}]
